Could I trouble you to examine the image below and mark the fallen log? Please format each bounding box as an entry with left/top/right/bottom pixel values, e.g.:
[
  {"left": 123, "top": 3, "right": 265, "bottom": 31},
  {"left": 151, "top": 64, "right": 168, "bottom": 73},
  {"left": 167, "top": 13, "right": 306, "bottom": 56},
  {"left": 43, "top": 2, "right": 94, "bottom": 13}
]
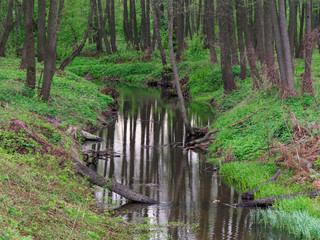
[
  {"left": 235, "top": 189, "right": 320, "bottom": 207},
  {"left": 186, "top": 130, "right": 219, "bottom": 147},
  {"left": 242, "top": 169, "right": 281, "bottom": 199},
  {"left": 75, "top": 162, "right": 158, "bottom": 204}
]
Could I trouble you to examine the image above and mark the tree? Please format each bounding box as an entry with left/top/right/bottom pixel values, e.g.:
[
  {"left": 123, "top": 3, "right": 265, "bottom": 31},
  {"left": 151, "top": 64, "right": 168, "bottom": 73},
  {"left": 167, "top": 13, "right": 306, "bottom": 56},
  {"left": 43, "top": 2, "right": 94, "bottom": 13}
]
[
  {"left": 168, "top": 0, "right": 194, "bottom": 135},
  {"left": 37, "top": 0, "right": 46, "bottom": 62},
  {"left": 23, "top": 0, "right": 36, "bottom": 89},
  {"left": 218, "top": 0, "right": 238, "bottom": 93},
  {"left": 0, "top": 0, "right": 22, "bottom": 57},
  {"left": 40, "top": 0, "right": 65, "bottom": 102}
]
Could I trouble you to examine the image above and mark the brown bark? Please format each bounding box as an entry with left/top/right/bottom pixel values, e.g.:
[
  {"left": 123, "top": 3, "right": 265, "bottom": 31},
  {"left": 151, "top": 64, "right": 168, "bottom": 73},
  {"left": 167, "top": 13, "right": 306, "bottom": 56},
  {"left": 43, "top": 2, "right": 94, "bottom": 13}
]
[
  {"left": 92, "top": 0, "right": 103, "bottom": 52},
  {"left": 140, "top": 0, "right": 147, "bottom": 50},
  {"left": 168, "top": 0, "right": 194, "bottom": 135},
  {"left": 23, "top": 0, "right": 36, "bottom": 89},
  {"left": 107, "top": 0, "right": 117, "bottom": 52},
  {"left": 59, "top": 3, "right": 93, "bottom": 71},
  {"left": 278, "top": 0, "right": 296, "bottom": 94},
  {"left": 240, "top": 0, "right": 262, "bottom": 89},
  {"left": 207, "top": 0, "right": 217, "bottom": 63},
  {"left": 218, "top": 0, "right": 238, "bottom": 93},
  {"left": 97, "top": 0, "right": 111, "bottom": 54},
  {"left": 0, "top": 0, "right": 21, "bottom": 57},
  {"left": 175, "top": 0, "right": 185, "bottom": 61},
  {"left": 264, "top": 0, "right": 280, "bottom": 85},
  {"left": 123, "top": 0, "right": 132, "bottom": 46},
  {"left": 296, "top": 3, "right": 305, "bottom": 59},
  {"left": 302, "top": 0, "right": 313, "bottom": 95},
  {"left": 151, "top": 0, "right": 167, "bottom": 66},
  {"left": 254, "top": 0, "right": 265, "bottom": 66},
  {"left": 40, "top": 0, "right": 65, "bottom": 102},
  {"left": 228, "top": 3, "right": 239, "bottom": 66},
  {"left": 270, "top": 0, "right": 287, "bottom": 87},
  {"left": 288, "top": 0, "right": 298, "bottom": 56},
  {"left": 37, "top": 0, "right": 46, "bottom": 62},
  {"left": 235, "top": 0, "right": 247, "bottom": 80},
  {"left": 130, "top": 0, "right": 139, "bottom": 50}
]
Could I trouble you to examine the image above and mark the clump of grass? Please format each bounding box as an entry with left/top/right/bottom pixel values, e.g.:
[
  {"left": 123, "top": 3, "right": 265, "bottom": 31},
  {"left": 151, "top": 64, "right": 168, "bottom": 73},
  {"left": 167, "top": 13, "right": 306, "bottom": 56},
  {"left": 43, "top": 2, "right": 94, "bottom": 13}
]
[{"left": 252, "top": 208, "right": 320, "bottom": 240}]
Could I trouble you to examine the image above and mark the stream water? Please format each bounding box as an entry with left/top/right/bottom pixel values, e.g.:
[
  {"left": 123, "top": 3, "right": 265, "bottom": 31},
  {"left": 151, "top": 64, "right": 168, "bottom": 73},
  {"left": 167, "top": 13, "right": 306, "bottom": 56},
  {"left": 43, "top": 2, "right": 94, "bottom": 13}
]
[{"left": 83, "top": 87, "right": 293, "bottom": 240}]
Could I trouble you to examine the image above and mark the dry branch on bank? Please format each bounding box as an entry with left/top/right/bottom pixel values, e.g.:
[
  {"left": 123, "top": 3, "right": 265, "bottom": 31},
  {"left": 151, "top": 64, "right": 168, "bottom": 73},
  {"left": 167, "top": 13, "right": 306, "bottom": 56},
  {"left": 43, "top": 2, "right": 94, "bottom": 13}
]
[
  {"left": 235, "top": 189, "right": 320, "bottom": 207},
  {"left": 9, "top": 118, "right": 158, "bottom": 204},
  {"left": 241, "top": 169, "right": 281, "bottom": 200}
]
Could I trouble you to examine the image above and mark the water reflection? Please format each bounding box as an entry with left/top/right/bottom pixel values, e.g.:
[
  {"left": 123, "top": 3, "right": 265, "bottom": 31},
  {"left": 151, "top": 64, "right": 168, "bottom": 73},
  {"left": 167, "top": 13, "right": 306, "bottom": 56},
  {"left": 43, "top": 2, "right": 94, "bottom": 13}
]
[{"left": 83, "top": 87, "right": 292, "bottom": 240}]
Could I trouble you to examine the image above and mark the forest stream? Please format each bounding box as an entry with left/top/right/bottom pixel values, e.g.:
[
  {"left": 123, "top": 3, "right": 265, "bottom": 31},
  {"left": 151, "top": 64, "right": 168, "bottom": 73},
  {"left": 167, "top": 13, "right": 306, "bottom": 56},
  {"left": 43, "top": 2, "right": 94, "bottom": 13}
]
[{"left": 82, "top": 87, "right": 294, "bottom": 240}]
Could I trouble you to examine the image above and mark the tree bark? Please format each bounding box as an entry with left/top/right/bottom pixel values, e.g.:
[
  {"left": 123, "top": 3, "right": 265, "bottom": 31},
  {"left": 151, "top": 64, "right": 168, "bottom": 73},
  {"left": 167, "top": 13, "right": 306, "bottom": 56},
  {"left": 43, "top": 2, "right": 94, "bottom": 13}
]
[
  {"left": 0, "top": 0, "right": 18, "bottom": 57},
  {"left": 151, "top": 0, "right": 167, "bottom": 66},
  {"left": 123, "top": 0, "right": 132, "bottom": 46},
  {"left": 254, "top": 0, "right": 265, "bottom": 66},
  {"left": 235, "top": 0, "right": 247, "bottom": 80},
  {"left": 23, "top": 0, "right": 36, "bottom": 89},
  {"left": 175, "top": 0, "right": 185, "bottom": 61},
  {"left": 207, "top": 0, "right": 217, "bottom": 63},
  {"left": 37, "top": 0, "right": 46, "bottom": 62},
  {"left": 97, "top": 0, "right": 111, "bottom": 54},
  {"left": 278, "top": 0, "right": 296, "bottom": 94},
  {"left": 295, "top": 3, "right": 305, "bottom": 59},
  {"left": 168, "top": 0, "right": 194, "bottom": 135},
  {"left": 264, "top": 0, "right": 280, "bottom": 85},
  {"left": 288, "top": 0, "right": 298, "bottom": 56},
  {"left": 40, "top": 0, "right": 65, "bottom": 102},
  {"left": 107, "top": 0, "right": 117, "bottom": 52},
  {"left": 218, "top": 0, "right": 238, "bottom": 93},
  {"left": 130, "top": 0, "right": 139, "bottom": 50},
  {"left": 302, "top": 0, "right": 313, "bottom": 95}
]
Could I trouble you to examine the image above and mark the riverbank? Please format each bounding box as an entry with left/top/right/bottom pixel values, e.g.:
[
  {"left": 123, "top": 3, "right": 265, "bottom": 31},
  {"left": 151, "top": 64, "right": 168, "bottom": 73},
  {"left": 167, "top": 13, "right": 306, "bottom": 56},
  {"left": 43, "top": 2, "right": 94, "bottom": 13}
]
[
  {"left": 67, "top": 47, "right": 320, "bottom": 239},
  {"left": 0, "top": 58, "right": 153, "bottom": 239}
]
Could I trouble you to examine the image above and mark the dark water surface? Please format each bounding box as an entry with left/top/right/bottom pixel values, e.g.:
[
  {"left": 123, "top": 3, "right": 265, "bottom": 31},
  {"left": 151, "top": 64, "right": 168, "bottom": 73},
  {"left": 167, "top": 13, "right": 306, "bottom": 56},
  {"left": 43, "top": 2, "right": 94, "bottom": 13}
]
[{"left": 83, "top": 87, "right": 292, "bottom": 240}]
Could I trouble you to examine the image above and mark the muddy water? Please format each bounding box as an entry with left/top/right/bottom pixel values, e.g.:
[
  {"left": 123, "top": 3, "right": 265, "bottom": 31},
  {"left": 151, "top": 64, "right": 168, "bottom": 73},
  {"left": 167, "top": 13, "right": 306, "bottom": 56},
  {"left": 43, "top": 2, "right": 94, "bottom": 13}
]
[{"left": 83, "top": 87, "right": 292, "bottom": 240}]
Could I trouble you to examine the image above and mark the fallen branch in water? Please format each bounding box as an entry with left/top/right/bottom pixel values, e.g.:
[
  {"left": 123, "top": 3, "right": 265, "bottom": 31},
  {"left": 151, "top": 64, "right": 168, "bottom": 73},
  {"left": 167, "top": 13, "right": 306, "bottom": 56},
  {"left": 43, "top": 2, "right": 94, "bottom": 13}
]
[
  {"left": 234, "top": 189, "right": 320, "bottom": 207},
  {"left": 241, "top": 169, "right": 281, "bottom": 200}
]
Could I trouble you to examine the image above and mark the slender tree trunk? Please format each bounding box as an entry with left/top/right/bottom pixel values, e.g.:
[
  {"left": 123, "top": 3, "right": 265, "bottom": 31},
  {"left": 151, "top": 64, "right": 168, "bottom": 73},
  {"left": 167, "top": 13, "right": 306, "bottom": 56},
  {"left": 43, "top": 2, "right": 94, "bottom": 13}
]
[
  {"left": 296, "top": 3, "right": 305, "bottom": 59},
  {"left": 97, "top": 0, "right": 111, "bottom": 54},
  {"left": 40, "top": 0, "right": 65, "bottom": 102},
  {"left": 208, "top": 0, "right": 217, "bottom": 63},
  {"left": 168, "top": 0, "right": 194, "bottom": 135},
  {"left": 0, "top": 0, "right": 15, "bottom": 57},
  {"left": 108, "top": 0, "right": 117, "bottom": 52},
  {"left": 146, "top": 0, "right": 151, "bottom": 50},
  {"left": 288, "top": 0, "right": 298, "bottom": 56},
  {"left": 92, "top": 0, "right": 103, "bottom": 52},
  {"left": 302, "top": 0, "right": 313, "bottom": 95},
  {"left": 229, "top": 3, "right": 239, "bottom": 66},
  {"left": 197, "top": 0, "right": 202, "bottom": 32},
  {"left": 140, "top": 0, "right": 147, "bottom": 50},
  {"left": 23, "top": 0, "right": 36, "bottom": 89},
  {"left": 254, "top": 0, "right": 265, "bottom": 66},
  {"left": 235, "top": 0, "right": 247, "bottom": 80},
  {"left": 264, "top": 0, "right": 280, "bottom": 85},
  {"left": 271, "top": 0, "right": 287, "bottom": 89},
  {"left": 175, "top": 0, "right": 185, "bottom": 61},
  {"left": 130, "top": 0, "right": 139, "bottom": 50},
  {"left": 278, "top": 0, "right": 296, "bottom": 94},
  {"left": 123, "top": 0, "right": 132, "bottom": 46},
  {"left": 218, "top": 0, "right": 238, "bottom": 93},
  {"left": 59, "top": 2, "right": 93, "bottom": 71},
  {"left": 240, "top": 0, "right": 262, "bottom": 89},
  {"left": 37, "top": 0, "right": 46, "bottom": 62},
  {"left": 151, "top": 0, "right": 167, "bottom": 66}
]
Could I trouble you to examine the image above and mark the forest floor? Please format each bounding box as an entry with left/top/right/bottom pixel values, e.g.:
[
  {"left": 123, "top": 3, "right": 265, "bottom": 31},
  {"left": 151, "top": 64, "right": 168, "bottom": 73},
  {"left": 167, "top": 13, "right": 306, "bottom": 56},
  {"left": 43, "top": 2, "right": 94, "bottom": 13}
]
[{"left": 1, "top": 42, "right": 320, "bottom": 238}]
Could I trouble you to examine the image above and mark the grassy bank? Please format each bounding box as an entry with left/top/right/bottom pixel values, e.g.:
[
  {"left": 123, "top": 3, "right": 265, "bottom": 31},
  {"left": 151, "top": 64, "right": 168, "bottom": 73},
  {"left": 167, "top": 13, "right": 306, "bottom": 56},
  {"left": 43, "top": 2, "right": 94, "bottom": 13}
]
[{"left": 0, "top": 57, "right": 153, "bottom": 239}]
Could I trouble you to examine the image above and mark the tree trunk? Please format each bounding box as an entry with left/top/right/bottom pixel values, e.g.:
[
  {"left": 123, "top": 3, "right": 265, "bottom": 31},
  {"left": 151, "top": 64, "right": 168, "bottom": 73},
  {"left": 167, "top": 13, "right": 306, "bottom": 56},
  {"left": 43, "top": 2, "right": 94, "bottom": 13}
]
[
  {"left": 264, "top": 0, "right": 280, "bottom": 85},
  {"left": 146, "top": 0, "right": 151, "bottom": 50},
  {"left": 175, "top": 0, "right": 185, "bottom": 61},
  {"left": 278, "top": 0, "right": 296, "bottom": 94},
  {"left": 123, "top": 0, "right": 132, "bottom": 46},
  {"left": 140, "top": 0, "right": 147, "bottom": 50},
  {"left": 295, "top": 3, "right": 305, "bottom": 59},
  {"left": 92, "top": 0, "right": 103, "bottom": 52},
  {"left": 23, "top": 0, "right": 36, "bottom": 89},
  {"left": 208, "top": 0, "right": 217, "bottom": 63},
  {"left": 130, "top": 0, "right": 139, "bottom": 50},
  {"left": 151, "top": 0, "right": 167, "bottom": 66},
  {"left": 240, "top": 0, "right": 262, "bottom": 89},
  {"left": 288, "top": 0, "right": 298, "bottom": 56},
  {"left": 270, "top": 0, "right": 287, "bottom": 87},
  {"left": 59, "top": 2, "right": 93, "bottom": 71},
  {"left": 40, "top": 0, "right": 65, "bottom": 102},
  {"left": 37, "top": 0, "right": 46, "bottom": 62},
  {"left": 254, "top": 0, "right": 265, "bottom": 67},
  {"left": 0, "top": 0, "right": 16, "bottom": 57},
  {"left": 107, "top": 0, "right": 117, "bottom": 52},
  {"left": 302, "top": 0, "right": 313, "bottom": 95},
  {"left": 168, "top": 0, "right": 194, "bottom": 135},
  {"left": 218, "top": 0, "right": 238, "bottom": 93},
  {"left": 228, "top": 3, "right": 239, "bottom": 66},
  {"left": 235, "top": 0, "right": 247, "bottom": 80},
  {"left": 97, "top": 0, "right": 111, "bottom": 54}
]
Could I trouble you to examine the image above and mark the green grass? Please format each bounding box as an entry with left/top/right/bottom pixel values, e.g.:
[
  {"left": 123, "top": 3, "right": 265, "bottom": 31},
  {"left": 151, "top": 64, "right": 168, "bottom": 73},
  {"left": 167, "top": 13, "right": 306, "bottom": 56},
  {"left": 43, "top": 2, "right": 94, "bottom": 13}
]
[{"left": 0, "top": 58, "right": 113, "bottom": 128}]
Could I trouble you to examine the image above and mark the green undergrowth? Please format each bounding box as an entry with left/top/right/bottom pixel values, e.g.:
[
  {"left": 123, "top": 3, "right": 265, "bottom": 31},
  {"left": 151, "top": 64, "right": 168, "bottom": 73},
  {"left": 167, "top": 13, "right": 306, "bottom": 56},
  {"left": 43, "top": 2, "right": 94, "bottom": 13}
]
[{"left": 0, "top": 58, "right": 113, "bottom": 128}]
